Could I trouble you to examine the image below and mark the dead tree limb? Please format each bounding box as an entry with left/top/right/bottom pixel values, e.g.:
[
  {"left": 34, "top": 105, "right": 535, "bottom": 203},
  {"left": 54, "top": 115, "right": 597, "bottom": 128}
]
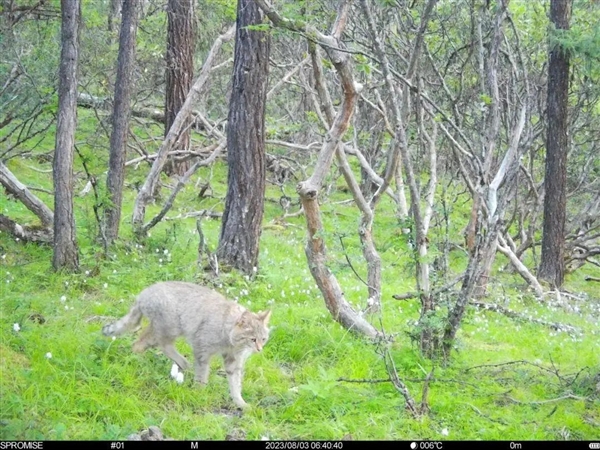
[
  {"left": 0, "top": 214, "right": 53, "bottom": 243},
  {"left": 142, "top": 141, "right": 225, "bottom": 234},
  {"left": 0, "top": 161, "right": 54, "bottom": 228},
  {"left": 132, "top": 25, "right": 235, "bottom": 235},
  {"left": 255, "top": 0, "right": 379, "bottom": 338},
  {"left": 496, "top": 233, "right": 544, "bottom": 297}
]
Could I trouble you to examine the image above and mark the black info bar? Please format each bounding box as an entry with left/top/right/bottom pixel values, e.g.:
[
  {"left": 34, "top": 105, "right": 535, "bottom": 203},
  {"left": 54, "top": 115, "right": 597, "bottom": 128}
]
[{"left": 1, "top": 441, "right": 599, "bottom": 450}]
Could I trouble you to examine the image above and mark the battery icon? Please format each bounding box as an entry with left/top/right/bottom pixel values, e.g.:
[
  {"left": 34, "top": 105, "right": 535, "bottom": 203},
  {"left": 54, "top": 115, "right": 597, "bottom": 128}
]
[{"left": 589, "top": 444, "right": 600, "bottom": 449}]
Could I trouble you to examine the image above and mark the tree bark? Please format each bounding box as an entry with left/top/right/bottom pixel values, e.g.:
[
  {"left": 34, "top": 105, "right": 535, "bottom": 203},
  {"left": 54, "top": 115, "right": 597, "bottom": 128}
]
[
  {"left": 52, "top": 0, "right": 80, "bottom": 271},
  {"left": 538, "top": 0, "right": 572, "bottom": 287},
  {"left": 164, "top": 0, "right": 195, "bottom": 176},
  {"left": 217, "top": 0, "right": 270, "bottom": 274},
  {"left": 104, "top": 0, "right": 139, "bottom": 245}
]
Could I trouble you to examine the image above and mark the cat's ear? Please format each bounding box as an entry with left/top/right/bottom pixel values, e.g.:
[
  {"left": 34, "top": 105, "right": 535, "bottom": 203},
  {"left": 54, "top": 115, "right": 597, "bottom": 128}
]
[
  {"left": 257, "top": 310, "right": 272, "bottom": 325},
  {"left": 236, "top": 311, "right": 251, "bottom": 328}
]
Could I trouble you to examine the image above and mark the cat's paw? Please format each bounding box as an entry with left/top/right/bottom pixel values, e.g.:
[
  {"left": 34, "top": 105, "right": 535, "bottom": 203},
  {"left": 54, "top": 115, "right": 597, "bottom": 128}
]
[
  {"left": 102, "top": 323, "right": 115, "bottom": 336},
  {"left": 194, "top": 376, "right": 209, "bottom": 385},
  {"left": 233, "top": 398, "right": 249, "bottom": 409}
]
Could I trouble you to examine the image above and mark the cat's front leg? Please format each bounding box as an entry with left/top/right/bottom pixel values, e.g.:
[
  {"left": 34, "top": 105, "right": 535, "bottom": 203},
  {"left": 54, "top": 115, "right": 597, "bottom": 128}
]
[
  {"left": 193, "top": 353, "right": 211, "bottom": 384},
  {"left": 227, "top": 369, "right": 248, "bottom": 408},
  {"left": 224, "top": 354, "right": 248, "bottom": 408}
]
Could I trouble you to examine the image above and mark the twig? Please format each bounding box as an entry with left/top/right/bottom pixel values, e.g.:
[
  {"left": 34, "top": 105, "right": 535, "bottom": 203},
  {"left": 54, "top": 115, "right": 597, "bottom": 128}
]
[
  {"left": 420, "top": 368, "right": 435, "bottom": 414},
  {"left": 337, "top": 378, "right": 390, "bottom": 384},
  {"left": 393, "top": 275, "right": 465, "bottom": 300},
  {"left": 465, "top": 403, "right": 508, "bottom": 424},
  {"left": 374, "top": 317, "right": 420, "bottom": 418},
  {"left": 197, "top": 214, "right": 219, "bottom": 277},
  {"left": 338, "top": 235, "right": 370, "bottom": 289},
  {"left": 74, "top": 145, "right": 107, "bottom": 252}
]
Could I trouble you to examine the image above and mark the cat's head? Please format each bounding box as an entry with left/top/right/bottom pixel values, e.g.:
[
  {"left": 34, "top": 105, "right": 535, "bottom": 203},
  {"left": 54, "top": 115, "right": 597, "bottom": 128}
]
[{"left": 232, "top": 310, "right": 272, "bottom": 352}]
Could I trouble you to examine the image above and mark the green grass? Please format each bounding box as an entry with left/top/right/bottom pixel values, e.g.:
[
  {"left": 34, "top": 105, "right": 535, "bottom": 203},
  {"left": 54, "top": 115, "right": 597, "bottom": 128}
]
[{"left": 1, "top": 111, "right": 599, "bottom": 440}]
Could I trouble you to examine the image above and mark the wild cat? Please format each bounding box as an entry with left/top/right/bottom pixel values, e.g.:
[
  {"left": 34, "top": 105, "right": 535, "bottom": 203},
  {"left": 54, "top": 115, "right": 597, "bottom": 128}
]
[{"left": 102, "top": 281, "right": 271, "bottom": 408}]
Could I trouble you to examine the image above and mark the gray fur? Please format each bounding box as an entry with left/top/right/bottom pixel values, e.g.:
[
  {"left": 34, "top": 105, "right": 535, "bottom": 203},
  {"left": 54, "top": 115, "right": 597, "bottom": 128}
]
[{"left": 103, "top": 281, "right": 271, "bottom": 408}]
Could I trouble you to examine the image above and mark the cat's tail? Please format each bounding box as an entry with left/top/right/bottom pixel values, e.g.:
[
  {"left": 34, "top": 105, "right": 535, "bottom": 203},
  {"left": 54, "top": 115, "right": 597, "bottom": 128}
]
[{"left": 102, "top": 301, "right": 143, "bottom": 337}]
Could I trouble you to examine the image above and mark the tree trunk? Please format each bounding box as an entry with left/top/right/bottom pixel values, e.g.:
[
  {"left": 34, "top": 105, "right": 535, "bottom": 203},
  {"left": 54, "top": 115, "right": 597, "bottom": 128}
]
[
  {"left": 164, "top": 0, "right": 195, "bottom": 176},
  {"left": 53, "top": 0, "right": 80, "bottom": 271},
  {"left": 217, "top": 0, "right": 270, "bottom": 274},
  {"left": 107, "top": 0, "right": 121, "bottom": 35},
  {"left": 104, "top": 0, "right": 139, "bottom": 245},
  {"left": 538, "top": 0, "right": 572, "bottom": 287}
]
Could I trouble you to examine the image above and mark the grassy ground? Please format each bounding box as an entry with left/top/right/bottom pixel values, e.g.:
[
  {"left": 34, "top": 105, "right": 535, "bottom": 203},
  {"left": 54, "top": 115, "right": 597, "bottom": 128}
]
[{"left": 1, "top": 113, "right": 599, "bottom": 440}]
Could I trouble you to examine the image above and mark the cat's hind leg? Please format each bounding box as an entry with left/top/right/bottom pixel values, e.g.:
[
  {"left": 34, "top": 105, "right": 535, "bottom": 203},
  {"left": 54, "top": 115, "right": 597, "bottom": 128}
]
[{"left": 132, "top": 324, "right": 158, "bottom": 353}]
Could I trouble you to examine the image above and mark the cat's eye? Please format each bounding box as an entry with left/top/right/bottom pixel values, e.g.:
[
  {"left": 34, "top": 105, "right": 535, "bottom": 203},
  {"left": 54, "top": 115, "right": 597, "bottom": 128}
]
[{"left": 251, "top": 338, "right": 257, "bottom": 342}]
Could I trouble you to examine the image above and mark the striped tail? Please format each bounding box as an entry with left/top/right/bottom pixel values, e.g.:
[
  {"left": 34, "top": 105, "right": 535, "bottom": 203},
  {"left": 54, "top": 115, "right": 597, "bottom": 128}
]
[{"left": 102, "top": 302, "right": 143, "bottom": 337}]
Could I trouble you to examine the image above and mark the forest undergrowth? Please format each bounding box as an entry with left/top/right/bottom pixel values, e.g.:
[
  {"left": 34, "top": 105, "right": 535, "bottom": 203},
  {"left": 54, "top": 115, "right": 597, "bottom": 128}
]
[{"left": 1, "top": 112, "right": 599, "bottom": 440}]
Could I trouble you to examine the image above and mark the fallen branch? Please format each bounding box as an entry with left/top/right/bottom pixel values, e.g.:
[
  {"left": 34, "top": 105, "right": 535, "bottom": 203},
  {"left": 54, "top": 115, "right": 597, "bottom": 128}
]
[
  {"left": 164, "top": 210, "right": 222, "bottom": 221},
  {"left": 337, "top": 376, "right": 479, "bottom": 388},
  {"left": 125, "top": 144, "right": 219, "bottom": 166},
  {"left": 503, "top": 393, "right": 588, "bottom": 405},
  {"left": 465, "top": 359, "right": 566, "bottom": 377},
  {"left": 470, "top": 301, "right": 578, "bottom": 334},
  {"left": 0, "top": 214, "right": 53, "bottom": 243}
]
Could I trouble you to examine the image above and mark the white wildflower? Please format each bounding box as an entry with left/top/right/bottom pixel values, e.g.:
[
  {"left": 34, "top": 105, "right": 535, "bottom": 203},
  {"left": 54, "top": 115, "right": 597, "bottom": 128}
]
[
  {"left": 60, "top": 295, "right": 67, "bottom": 303},
  {"left": 45, "top": 352, "right": 52, "bottom": 359},
  {"left": 13, "top": 323, "right": 20, "bottom": 332},
  {"left": 441, "top": 428, "right": 449, "bottom": 436}
]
